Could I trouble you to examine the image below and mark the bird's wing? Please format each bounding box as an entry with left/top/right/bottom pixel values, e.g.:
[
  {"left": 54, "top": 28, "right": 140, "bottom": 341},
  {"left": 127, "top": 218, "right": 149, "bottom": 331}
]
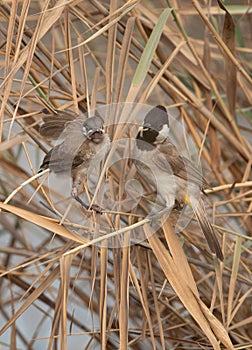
[
  {"left": 154, "top": 139, "right": 210, "bottom": 190},
  {"left": 153, "top": 140, "right": 222, "bottom": 259},
  {"left": 40, "top": 111, "right": 88, "bottom": 173},
  {"left": 39, "top": 109, "right": 82, "bottom": 139},
  {"left": 40, "top": 141, "right": 87, "bottom": 173}
]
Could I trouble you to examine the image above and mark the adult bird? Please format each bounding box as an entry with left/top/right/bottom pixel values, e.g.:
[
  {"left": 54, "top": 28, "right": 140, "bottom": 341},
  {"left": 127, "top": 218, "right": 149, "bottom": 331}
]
[
  {"left": 39, "top": 109, "right": 110, "bottom": 212},
  {"left": 134, "top": 105, "right": 223, "bottom": 260}
]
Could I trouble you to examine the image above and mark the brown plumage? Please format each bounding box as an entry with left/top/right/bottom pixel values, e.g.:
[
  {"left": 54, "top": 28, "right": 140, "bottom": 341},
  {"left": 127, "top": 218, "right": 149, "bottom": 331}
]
[
  {"left": 39, "top": 109, "right": 79, "bottom": 139},
  {"left": 39, "top": 109, "right": 110, "bottom": 211}
]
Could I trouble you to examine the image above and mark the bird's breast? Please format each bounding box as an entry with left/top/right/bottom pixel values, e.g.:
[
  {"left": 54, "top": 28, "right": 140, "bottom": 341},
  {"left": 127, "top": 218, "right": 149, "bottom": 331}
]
[
  {"left": 133, "top": 147, "right": 191, "bottom": 206},
  {"left": 73, "top": 134, "right": 110, "bottom": 176}
]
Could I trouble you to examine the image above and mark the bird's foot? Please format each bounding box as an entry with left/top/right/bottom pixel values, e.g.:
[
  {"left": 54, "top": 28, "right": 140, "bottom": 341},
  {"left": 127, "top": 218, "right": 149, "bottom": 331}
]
[
  {"left": 89, "top": 204, "right": 103, "bottom": 214},
  {"left": 173, "top": 200, "right": 184, "bottom": 211},
  {"left": 72, "top": 194, "right": 103, "bottom": 214}
]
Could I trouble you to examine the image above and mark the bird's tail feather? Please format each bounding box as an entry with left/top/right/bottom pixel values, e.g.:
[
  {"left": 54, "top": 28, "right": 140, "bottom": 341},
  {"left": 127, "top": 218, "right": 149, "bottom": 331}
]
[{"left": 189, "top": 197, "right": 223, "bottom": 261}]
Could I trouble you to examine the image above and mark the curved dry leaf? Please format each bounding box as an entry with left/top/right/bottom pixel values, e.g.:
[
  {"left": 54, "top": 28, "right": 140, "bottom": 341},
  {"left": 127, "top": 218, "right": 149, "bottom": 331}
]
[
  {"left": 162, "top": 220, "right": 199, "bottom": 296},
  {"left": 198, "top": 298, "right": 234, "bottom": 349},
  {"left": 0, "top": 202, "right": 87, "bottom": 244},
  {"left": 146, "top": 225, "right": 232, "bottom": 349}
]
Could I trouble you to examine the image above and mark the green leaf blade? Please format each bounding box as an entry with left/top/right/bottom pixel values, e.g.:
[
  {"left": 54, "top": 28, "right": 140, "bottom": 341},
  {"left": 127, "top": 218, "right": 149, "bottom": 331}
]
[{"left": 132, "top": 7, "right": 172, "bottom": 86}]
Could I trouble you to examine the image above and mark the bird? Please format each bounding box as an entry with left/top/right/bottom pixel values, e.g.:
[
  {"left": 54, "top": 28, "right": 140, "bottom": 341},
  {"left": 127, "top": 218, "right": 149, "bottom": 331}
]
[
  {"left": 39, "top": 109, "right": 110, "bottom": 212},
  {"left": 133, "top": 105, "right": 223, "bottom": 260}
]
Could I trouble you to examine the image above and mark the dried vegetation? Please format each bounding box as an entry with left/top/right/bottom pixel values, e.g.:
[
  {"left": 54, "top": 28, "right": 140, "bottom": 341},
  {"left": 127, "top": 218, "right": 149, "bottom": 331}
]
[{"left": 0, "top": 1, "right": 252, "bottom": 349}]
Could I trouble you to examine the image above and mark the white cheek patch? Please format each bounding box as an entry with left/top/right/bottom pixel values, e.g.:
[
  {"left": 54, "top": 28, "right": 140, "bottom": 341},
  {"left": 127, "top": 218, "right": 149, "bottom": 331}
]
[{"left": 154, "top": 124, "right": 169, "bottom": 144}]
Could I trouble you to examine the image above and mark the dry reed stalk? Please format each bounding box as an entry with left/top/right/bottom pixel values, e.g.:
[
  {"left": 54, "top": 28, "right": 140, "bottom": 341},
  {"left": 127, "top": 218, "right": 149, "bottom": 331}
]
[{"left": 0, "top": 1, "right": 251, "bottom": 349}]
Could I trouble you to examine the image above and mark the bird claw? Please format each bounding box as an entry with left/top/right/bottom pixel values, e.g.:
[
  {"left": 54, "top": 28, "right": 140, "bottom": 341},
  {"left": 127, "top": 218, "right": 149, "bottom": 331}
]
[
  {"left": 173, "top": 200, "right": 184, "bottom": 211},
  {"left": 72, "top": 194, "right": 103, "bottom": 214},
  {"left": 89, "top": 204, "right": 103, "bottom": 214}
]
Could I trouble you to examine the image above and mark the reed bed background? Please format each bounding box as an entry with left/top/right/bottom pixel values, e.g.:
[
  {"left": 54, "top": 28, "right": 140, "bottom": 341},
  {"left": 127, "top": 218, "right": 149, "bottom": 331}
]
[{"left": 0, "top": 1, "right": 251, "bottom": 349}]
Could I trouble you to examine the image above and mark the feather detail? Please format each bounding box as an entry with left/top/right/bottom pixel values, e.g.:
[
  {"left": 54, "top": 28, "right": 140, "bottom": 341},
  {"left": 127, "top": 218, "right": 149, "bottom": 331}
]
[
  {"left": 39, "top": 109, "right": 79, "bottom": 139},
  {"left": 190, "top": 198, "right": 223, "bottom": 260}
]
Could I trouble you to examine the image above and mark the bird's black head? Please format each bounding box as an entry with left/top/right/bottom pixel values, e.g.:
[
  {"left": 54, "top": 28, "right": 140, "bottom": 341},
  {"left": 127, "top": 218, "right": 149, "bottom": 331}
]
[
  {"left": 82, "top": 116, "right": 105, "bottom": 143},
  {"left": 136, "top": 105, "right": 169, "bottom": 146}
]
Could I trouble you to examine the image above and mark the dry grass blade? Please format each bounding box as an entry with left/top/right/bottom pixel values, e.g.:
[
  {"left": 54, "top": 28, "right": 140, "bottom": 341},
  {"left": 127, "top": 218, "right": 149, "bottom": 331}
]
[
  {"left": 229, "top": 288, "right": 252, "bottom": 327},
  {"left": 1, "top": 0, "right": 67, "bottom": 90},
  {"left": 128, "top": 264, "right": 155, "bottom": 348},
  {"left": 227, "top": 235, "right": 242, "bottom": 326},
  {"left": 119, "top": 236, "right": 130, "bottom": 350},
  {"left": 197, "top": 298, "right": 234, "bottom": 349},
  {"left": 133, "top": 249, "right": 157, "bottom": 348},
  {"left": 105, "top": 0, "right": 118, "bottom": 105},
  {"left": 162, "top": 220, "right": 199, "bottom": 296},
  {"left": 147, "top": 253, "right": 166, "bottom": 349},
  {"left": 100, "top": 245, "right": 108, "bottom": 350},
  {"left": 3, "top": 1, "right": 17, "bottom": 76},
  {"left": 0, "top": 1, "right": 251, "bottom": 348},
  {"left": 114, "top": 17, "right": 135, "bottom": 104},
  {"left": 139, "top": 41, "right": 186, "bottom": 102},
  {"left": 60, "top": 254, "right": 73, "bottom": 349},
  {"left": 217, "top": 0, "right": 237, "bottom": 116},
  {"left": 192, "top": 0, "right": 252, "bottom": 86},
  {"left": 0, "top": 203, "right": 87, "bottom": 244},
  {"left": 147, "top": 229, "right": 222, "bottom": 349},
  {"left": 61, "top": 0, "right": 138, "bottom": 51},
  {"left": 0, "top": 266, "right": 60, "bottom": 335}
]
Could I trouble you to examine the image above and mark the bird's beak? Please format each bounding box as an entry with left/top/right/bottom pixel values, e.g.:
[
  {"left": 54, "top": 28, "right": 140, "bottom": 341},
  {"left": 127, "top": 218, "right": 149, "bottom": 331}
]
[
  {"left": 138, "top": 125, "right": 149, "bottom": 138},
  {"left": 138, "top": 125, "right": 144, "bottom": 138},
  {"left": 87, "top": 128, "right": 104, "bottom": 140}
]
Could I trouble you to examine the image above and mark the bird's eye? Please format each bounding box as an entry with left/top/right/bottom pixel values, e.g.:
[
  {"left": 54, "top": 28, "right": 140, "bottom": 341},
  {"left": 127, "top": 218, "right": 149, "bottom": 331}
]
[{"left": 82, "top": 126, "right": 87, "bottom": 135}]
